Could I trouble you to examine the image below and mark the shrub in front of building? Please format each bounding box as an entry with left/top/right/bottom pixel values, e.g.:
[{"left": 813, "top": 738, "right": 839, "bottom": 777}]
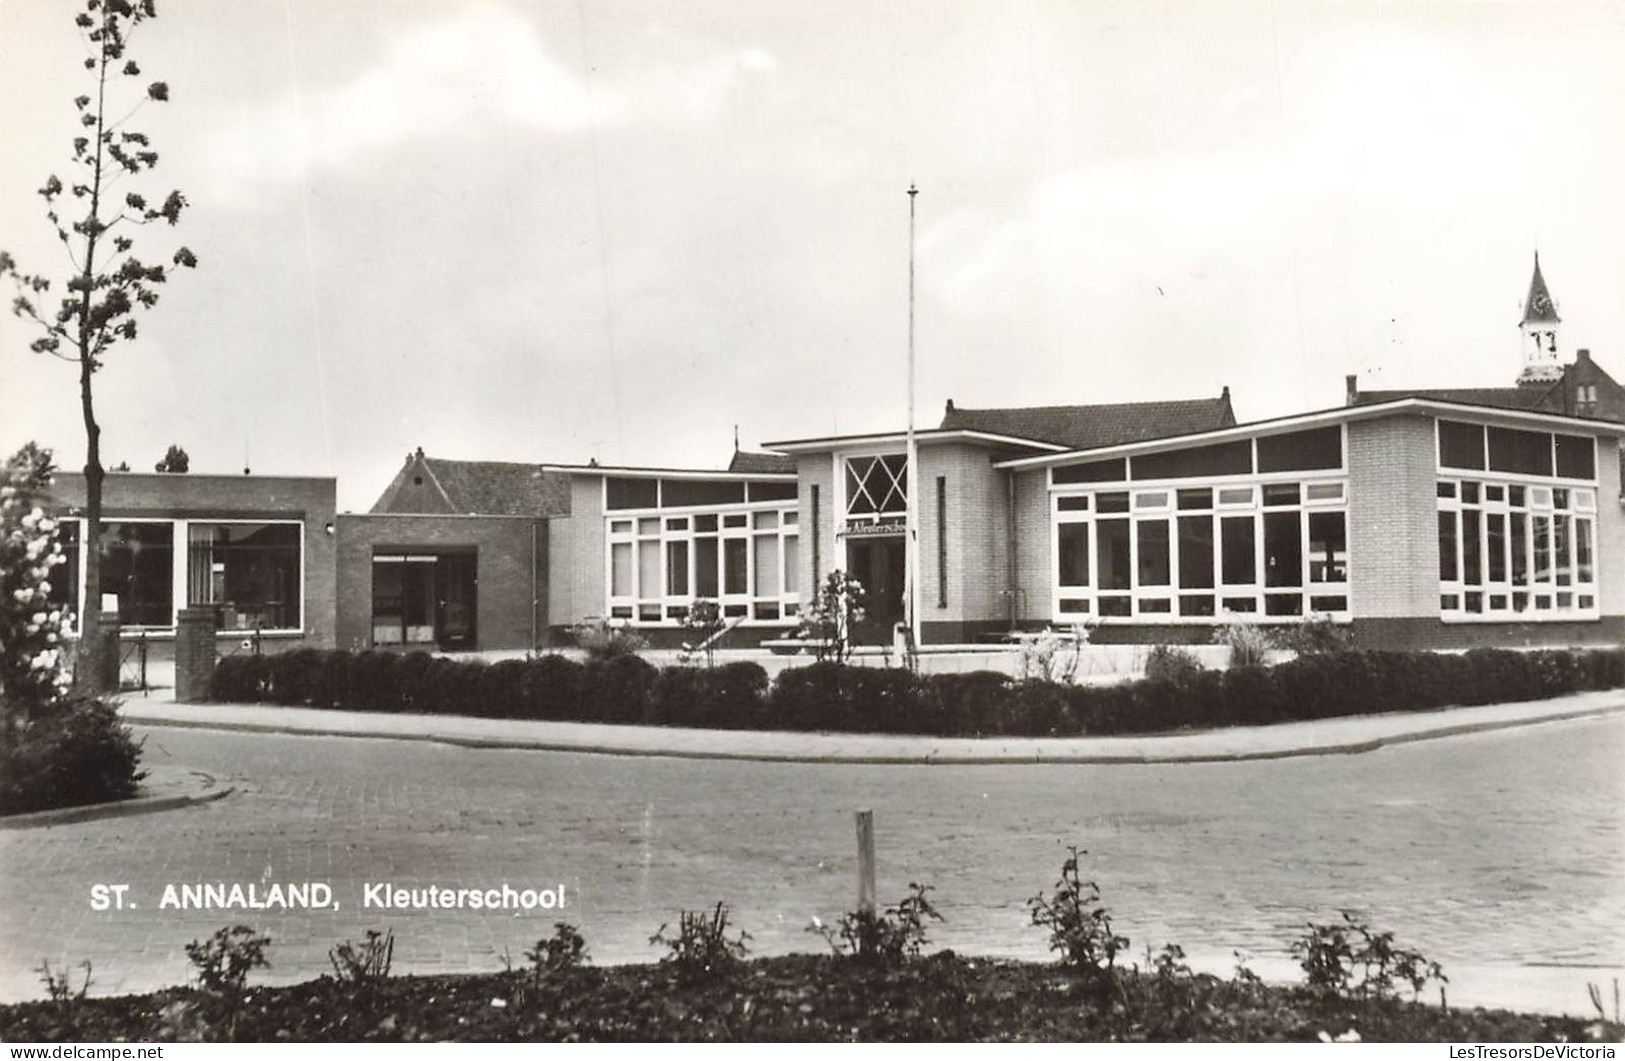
[
  {"left": 207, "top": 645, "right": 1624, "bottom": 739},
  {"left": 1, "top": 444, "right": 146, "bottom": 816}
]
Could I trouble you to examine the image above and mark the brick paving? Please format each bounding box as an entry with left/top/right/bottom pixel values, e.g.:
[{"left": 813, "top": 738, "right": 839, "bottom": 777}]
[{"left": 1, "top": 715, "right": 1621, "bottom": 1015}]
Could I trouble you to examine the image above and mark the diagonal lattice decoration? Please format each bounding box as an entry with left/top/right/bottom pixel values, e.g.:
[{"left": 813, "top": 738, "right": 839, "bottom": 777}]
[{"left": 845, "top": 454, "right": 908, "bottom": 516}]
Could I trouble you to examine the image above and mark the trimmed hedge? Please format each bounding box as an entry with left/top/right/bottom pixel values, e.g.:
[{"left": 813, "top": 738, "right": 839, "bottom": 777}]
[{"left": 209, "top": 646, "right": 1625, "bottom": 738}]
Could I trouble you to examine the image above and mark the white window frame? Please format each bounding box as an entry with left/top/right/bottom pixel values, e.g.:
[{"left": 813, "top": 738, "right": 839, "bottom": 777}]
[
  {"left": 1048, "top": 471, "right": 1350, "bottom": 626},
  {"left": 56, "top": 516, "right": 306, "bottom": 636}
]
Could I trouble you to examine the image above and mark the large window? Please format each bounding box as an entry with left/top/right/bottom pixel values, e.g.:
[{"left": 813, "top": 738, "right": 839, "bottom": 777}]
[
  {"left": 1436, "top": 419, "right": 1600, "bottom": 621},
  {"left": 48, "top": 517, "right": 305, "bottom": 633},
  {"left": 1051, "top": 465, "right": 1348, "bottom": 623},
  {"left": 187, "top": 523, "right": 301, "bottom": 630},
  {"left": 98, "top": 522, "right": 175, "bottom": 627},
  {"left": 1437, "top": 476, "right": 1597, "bottom": 619},
  {"left": 606, "top": 498, "right": 800, "bottom": 624}
]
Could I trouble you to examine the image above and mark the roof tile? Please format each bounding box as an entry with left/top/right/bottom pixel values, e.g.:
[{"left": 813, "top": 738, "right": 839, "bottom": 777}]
[{"left": 939, "top": 395, "right": 1235, "bottom": 449}]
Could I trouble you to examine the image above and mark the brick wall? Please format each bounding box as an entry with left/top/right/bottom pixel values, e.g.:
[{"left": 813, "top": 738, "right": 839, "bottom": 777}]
[
  {"left": 47, "top": 471, "right": 338, "bottom": 652},
  {"left": 916, "top": 444, "right": 1011, "bottom": 627},
  {"left": 1011, "top": 466, "right": 1051, "bottom": 623},
  {"left": 556, "top": 476, "right": 604, "bottom": 629},
  {"left": 1346, "top": 415, "right": 1439, "bottom": 619},
  {"left": 797, "top": 454, "right": 835, "bottom": 593},
  {"left": 334, "top": 513, "right": 542, "bottom": 652}
]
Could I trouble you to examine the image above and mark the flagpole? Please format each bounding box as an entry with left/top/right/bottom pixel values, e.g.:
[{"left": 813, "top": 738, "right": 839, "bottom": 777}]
[{"left": 905, "top": 184, "right": 920, "bottom": 656}]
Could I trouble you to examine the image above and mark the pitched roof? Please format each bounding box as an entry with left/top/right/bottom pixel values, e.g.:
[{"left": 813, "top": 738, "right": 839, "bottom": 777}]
[
  {"left": 377, "top": 457, "right": 572, "bottom": 517},
  {"left": 938, "top": 393, "right": 1236, "bottom": 450},
  {"left": 1350, "top": 386, "right": 1555, "bottom": 413},
  {"left": 727, "top": 450, "right": 797, "bottom": 474},
  {"left": 1522, "top": 252, "right": 1560, "bottom": 325}
]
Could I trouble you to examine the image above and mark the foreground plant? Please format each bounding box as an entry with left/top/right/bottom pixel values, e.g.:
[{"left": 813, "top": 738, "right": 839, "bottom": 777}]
[
  {"left": 1290, "top": 911, "right": 1446, "bottom": 1004},
  {"left": 1028, "top": 846, "right": 1128, "bottom": 993},
  {"left": 650, "top": 903, "right": 751, "bottom": 985},
  {"left": 809, "top": 882, "right": 945, "bottom": 965},
  {"left": 526, "top": 922, "right": 590, "bottom": 982},
  {"left": 184, "top": 925, "right": 270, "bottom": 1040},
  {"left": 328, "top": 928, "right": 394, "bottom": 994},
  {"left": 34, "top": 959, "right": 93, "bottom": 1032}
]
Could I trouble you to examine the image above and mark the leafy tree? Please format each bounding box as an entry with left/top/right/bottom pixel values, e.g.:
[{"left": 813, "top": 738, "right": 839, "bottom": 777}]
[
  {"left": 154, "top": 443, "right": 188, "bottom": 473},
  {"left": 0, "top": 0, "right": 197, "bottom": 690}
]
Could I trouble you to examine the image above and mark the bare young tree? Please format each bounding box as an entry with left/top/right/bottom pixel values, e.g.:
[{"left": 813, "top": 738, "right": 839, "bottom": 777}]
[{"left": 1, "top": 0, "right": 197, "bottom": 688}]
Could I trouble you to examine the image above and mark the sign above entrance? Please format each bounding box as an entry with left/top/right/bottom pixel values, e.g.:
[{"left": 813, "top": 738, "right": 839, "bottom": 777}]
[{"left": 842, "top": 518, "right": 906, "bottom": 538}]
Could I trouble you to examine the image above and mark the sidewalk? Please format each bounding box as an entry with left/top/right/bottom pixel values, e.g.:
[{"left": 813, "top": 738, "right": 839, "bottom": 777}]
[{"left": 117, "top": 688, "right": 1625, "bottom": 764}]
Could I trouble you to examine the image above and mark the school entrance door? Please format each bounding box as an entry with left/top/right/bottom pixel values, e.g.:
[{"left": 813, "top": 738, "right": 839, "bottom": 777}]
[{"left": 845, "top": 535, "right": 905, "bottom": 645}]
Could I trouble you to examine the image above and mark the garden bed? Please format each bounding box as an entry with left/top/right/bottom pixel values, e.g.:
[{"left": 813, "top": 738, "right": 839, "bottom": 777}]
[
  {"left": 206, "top": 646, "right": 1625, "bottom": 739},
  {"left": 1, "top": 953, "right": 1611, "bottom": 1043}
]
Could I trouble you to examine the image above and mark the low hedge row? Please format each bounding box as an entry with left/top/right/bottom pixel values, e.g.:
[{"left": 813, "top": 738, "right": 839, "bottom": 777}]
[{"left": 208, "top": 646, "right": 1625, "bottom": 738}]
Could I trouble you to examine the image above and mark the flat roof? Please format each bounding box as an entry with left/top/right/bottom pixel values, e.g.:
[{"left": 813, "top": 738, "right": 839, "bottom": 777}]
[{"left": 992, "top": 397, "right": 1625, "bottom": 471}]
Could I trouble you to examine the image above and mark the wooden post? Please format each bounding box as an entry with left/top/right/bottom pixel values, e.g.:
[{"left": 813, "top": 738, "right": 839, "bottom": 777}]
[{"left": 855, "top": 809, "right": 876, "bottom": 914}]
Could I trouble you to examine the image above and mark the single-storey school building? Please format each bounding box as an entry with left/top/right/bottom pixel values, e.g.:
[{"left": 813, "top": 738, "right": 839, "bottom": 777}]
[{"left": 39, "top": 256, "right": 1625, "bottom": 656}]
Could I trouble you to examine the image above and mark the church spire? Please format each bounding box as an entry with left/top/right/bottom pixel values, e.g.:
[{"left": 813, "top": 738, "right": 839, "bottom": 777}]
[
  {"left": 1521, "top": 251, "right": 1560, "bottom": 325},
  {"left": 1517, "top": 252, "right": 1562, "bottom": 386}
]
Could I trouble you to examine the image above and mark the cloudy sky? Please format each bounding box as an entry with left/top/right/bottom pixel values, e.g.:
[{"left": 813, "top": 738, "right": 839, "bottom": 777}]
[{"left": 3, "top": 0, "right": 1623, "bottom": 509}]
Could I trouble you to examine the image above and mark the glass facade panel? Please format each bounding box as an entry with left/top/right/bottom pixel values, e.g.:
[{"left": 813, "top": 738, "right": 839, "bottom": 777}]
[
  {"left": 1439, "top": 421, "right": 1486, "bottom": 470},
  {"left": 1221, "top": 516, "right": 1255, "bottom": 585},
  {"left": 754, "top": 535, "right": 780, "bottom": 596},
  {"left": 1263, "top": 511, "right": 1302, "bottom": 588},
  {"left": 695, "top": 537, "right": 719, "bottom": 597},
  {"left": 723, "top": 538, "right": 748, "bottom": 595},
  {"left": 638, "top": 540, "right": 660, "bottom": 599},
  {"left": 47, "top": 521, "right": 80, "bottom": 620},
  {"left": 187, "top": 522, "right": 301, "bottom": 630},
  {"left": 1058, "top": 522, "right": 1090, "bottom": 587},
  {"left": 1307, "top": 511, "right": 1347, "bottom": 583},
  {"left": 1097, "top": 519, "right": 1131, "bottom": 591},
  {"left": 605, "top": 477, "right": 659, "bottom": 510},
  {"left": 1178, "top": 515, "right": 1213, "bottom": 589},
  {"left": 99, "top": 522, "right": 174, "bottom": 626},
  {"left": 1130, "top": 440, "right": 1252, "bottom": 481},
  {"left": 1486, "top": 513, "right": 1507, "bottom": 583},
  {"left": 1256, "top": 426, "right": 1341, "bottom": 472},
  {"left": 666, "top": 540, "right": 689, "bottom": 596},
  {"left": 1439, "top": 512, "right": 1458, "bottom": 581},
  {"left": 1136, "top": 521, "right": 1170, "bottom": 586},
  {"left": 1555, "top": 435, "right": 1596, "bottom": 480}
]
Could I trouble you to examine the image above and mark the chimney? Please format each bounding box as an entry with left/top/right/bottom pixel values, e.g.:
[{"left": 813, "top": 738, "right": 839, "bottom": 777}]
[
  {"left": 944, "top": 398, "right": 955, "bottom": 414},
  {"left": 1576, "top": 348, "right": 1592, "bottom": 364},
  {"left": 1345, "top": 374, "right": 1359, "bottom": 407},
  {"left": 414, "top": 446, "right": 424, "bottom": 460}
]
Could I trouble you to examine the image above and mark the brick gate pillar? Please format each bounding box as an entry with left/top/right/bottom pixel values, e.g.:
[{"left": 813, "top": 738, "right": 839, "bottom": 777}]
[
  {"left": 97, "top": 610, "right": 121, "bottom": 694},
  {"left": 174, "top": 607, "right": 217, "bottom": 703}
]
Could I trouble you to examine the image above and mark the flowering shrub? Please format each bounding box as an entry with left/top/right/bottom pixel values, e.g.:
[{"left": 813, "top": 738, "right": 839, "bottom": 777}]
[
  {"left": 798, "top": 570, "right": 867, "bottom": 663},
  {"left": 1018, "top": 623, "right": 1091, "bottom": 684},
  {"left": 1, "top": 444, "right": 144, "bottom": 816},
  {"left": 1212, "top": 621, "right": 1273, "bottom": 669},
  {"left": 1, "top": 443, "right": 74, "bottom": 718}
]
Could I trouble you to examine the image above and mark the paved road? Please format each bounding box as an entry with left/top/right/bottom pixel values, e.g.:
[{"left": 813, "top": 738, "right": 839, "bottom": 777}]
[{"left": 2, "top": 716, "right": 1621, "bottom": 1013}]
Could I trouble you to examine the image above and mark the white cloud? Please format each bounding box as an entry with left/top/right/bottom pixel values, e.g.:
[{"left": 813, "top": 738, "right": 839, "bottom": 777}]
[{"left": 203, "top": 4, "right": 777, "bottom": 191}]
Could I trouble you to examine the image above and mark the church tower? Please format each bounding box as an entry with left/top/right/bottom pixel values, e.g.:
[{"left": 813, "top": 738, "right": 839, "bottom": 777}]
[{"left": 1517, "top": 252, "right": 1562, "bottom": 386}]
